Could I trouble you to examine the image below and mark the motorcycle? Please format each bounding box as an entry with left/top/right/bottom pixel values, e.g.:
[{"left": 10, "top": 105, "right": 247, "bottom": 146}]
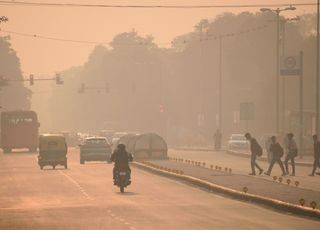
[{"left": 114, "top": 164, "right": 131, "bottom": 193}]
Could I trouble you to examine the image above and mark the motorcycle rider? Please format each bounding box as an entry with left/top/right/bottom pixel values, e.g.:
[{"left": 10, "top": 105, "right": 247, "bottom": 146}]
[{"left": 110, "top": 144, "right": 133, "bottom": 184}]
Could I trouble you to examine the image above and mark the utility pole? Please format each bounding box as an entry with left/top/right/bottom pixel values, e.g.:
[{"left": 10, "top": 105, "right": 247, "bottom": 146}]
[
  {"left": 218, "top": 35, "right": 222, "bottom": 132},
  {"left": 317, "top": 0, "right": 319, "bottom": 136},
  {"left": 281, "top": 16, "right": 300, "bottom": 133},
  {"left": 276, "top": 9, "right": 280, "bottom": 134},
  {"left": 260, "top": 6, "right": 296, "bottom": 134},
  {"left": 299, "top": 51, "right": 304, "bottom": 157}
]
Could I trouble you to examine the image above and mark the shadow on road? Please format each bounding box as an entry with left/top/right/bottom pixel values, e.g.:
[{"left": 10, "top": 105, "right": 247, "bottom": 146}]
[{"left": 116, "top": 191, "right": 138, "bottom": 196}]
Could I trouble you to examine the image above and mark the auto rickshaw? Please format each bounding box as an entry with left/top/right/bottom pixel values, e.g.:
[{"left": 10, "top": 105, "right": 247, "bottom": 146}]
[{"left": 38, "top": 134, "right": 68, "bottom": 170}]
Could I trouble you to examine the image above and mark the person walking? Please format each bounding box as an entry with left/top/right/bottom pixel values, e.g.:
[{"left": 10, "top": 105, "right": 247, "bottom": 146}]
[
  {"left": 264, "top": 136, "right": 286, "bottom": 176},
  {"left": 284, "top": 133, "right": 298, "bottom": 176},
  {"left": 245, "top": 133, "right": 263, "bottom": 175},
  {"left": 309, "top": 134, "right": 320, "bottom": 176}
]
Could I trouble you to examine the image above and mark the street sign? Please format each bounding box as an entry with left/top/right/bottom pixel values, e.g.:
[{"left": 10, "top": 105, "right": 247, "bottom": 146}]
[
  {"left": 240, "top": 102, "right": 254, "bottom": 120},
  {"left": 280, "top": 55, "right": 301, "bottom": 76}
]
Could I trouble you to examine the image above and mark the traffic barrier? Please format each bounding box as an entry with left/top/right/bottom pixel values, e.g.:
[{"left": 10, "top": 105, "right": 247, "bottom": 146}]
[
  {"left": 132, "top": 161, "right": 320, "bottom": 219},
  {"left": 299, "top": 198, "right": 306, "bottom": 206},
  {"left": 310, "top": 201, "right": 317, "bottom": 209},
  {"left": 286, "top": 179, "right": 291, "bottom": 185}
]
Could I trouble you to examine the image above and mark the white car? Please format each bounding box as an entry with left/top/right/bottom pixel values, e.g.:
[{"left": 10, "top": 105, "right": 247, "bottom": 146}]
[{"left": 228, "top": 134, "right": 249, "bottom": 150}]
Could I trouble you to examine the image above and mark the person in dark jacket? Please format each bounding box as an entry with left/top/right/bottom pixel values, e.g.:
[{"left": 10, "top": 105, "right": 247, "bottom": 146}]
[
  {"left": 309, "top": 134, "right": 320, "bottom": 176},
  {"left": 284, "top": 133, "right": 298, "bottom": 176},
  {"left": 264, "top": 136, "right": 286, "bottom": 176},
  {"left": 110, "top": 144, "right": 133, "bottom": 183},
  {"left": 245, "top": 133, "right": 263, "bottom": 175}
]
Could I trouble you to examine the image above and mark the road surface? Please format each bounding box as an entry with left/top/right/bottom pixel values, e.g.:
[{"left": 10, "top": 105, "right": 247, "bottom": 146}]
[{"left": 0, "top": 148, "right": 319, "bottom": 229}]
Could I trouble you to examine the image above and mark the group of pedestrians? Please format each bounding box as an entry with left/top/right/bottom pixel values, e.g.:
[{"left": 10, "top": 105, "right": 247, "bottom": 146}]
[{"left": 244, "top": 132, "right": 320, "bottom": 176}]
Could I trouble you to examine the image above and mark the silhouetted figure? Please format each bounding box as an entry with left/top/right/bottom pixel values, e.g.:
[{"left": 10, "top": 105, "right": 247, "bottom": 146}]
[
  {"left": 245, "top": 133, "right": 263, "bottom": 175},
  {"left": 309, "top": 134, "right": 320, "bottom": 176},
  {"left": 110, "top": 144, "right": 133, "bottom": 184},
  {"left": 264, "top": 136, "right": 286, "bottom": 176},
  {"left": 284, "top": 133, "right": 297, "bottom": 176},
  {"left": 213, "top": 129, "right": 222, "bottom": 151}
]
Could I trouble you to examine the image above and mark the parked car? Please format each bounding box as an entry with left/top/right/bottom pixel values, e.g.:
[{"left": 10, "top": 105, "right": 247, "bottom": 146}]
[
  {"left": 227, "top": 134, "right": 249, "bottom": 150},
  {"left": 79, "top": 137, "right": 112, "bottom": 164}
]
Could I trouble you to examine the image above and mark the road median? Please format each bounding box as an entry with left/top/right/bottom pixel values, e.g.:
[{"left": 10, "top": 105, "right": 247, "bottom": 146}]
[{"left": 132, "top": 160, "right": 320, "bottom": 220}]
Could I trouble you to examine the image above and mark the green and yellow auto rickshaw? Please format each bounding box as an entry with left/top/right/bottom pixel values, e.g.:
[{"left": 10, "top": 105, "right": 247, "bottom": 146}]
[{"left": 38, "top": 134, "right": 68, "bottom": 170}]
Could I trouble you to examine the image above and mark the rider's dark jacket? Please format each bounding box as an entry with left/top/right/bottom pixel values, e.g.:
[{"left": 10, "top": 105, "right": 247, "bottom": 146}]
[{"left": 110, "top": 148, "right": 133, "bottom": 170}]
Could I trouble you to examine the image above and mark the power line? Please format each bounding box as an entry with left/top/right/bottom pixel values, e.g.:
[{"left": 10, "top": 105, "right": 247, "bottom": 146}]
[
  {"left": 0, "top": 1, "right": 316, "bottom": 9},
  {"left": 0, "top": 23, "right": 270, "bottom": 46}
]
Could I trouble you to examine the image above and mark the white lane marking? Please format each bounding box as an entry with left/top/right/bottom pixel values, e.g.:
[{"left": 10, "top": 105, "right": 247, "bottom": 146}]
[
  {"left": 58, "top": 171, "right": 93, "bottom": 200},
  {"left": 106, "top": 209, "right": 136, "bottom": 230}
]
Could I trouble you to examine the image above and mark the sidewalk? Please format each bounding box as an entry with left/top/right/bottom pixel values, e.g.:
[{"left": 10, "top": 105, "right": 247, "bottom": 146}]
[
  {"left": 172, "top": 146, "right": 314, "bottom": 166},
  {"left": 144, "top": 159, "right": 320, "bottom": 209}
]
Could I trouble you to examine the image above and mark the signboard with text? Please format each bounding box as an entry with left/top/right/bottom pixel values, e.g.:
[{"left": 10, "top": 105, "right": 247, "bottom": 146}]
[{"left": 280, "top": 55, "right": 301, "bottom": 76}]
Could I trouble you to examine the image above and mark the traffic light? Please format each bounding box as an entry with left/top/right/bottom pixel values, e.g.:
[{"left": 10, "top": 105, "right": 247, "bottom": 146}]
[
  {"left": 78, "top": 83, "right": 85, "bottom": 93},
  {"left": 55, "top": 73, "right": 64, "bottom": 85},
  {"left": 159, "top": 104, "right": 164, "bottom": 113},
  {"left": 29, "top": 74, "right": 34, "bottom": 86}
]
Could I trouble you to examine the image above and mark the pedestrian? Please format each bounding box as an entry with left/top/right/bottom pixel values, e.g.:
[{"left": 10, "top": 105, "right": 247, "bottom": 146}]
[
  {"left": 265, "top": 136, "right": 272, "bottom": 162},
  {"left": 309, "top": 134, "right": 320, "bottom": 176},
  {"left": 284, "top": 133, "right": 298, "bottom": 176},
  {"left": 213, "top": 129, "right": 222, "bottom": 151},
  {"left": 264, "top": 136, "right": 286, "bottom": 176},
  {"left": 244, "top": 133, "right": 263, "bottom": 175}
]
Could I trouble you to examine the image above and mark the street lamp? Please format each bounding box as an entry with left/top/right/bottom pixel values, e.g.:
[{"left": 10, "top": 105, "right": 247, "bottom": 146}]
[
  {"left": 260, "top": 5, "right": 296, "bottom": 134},
  {"left": 281, "top": 16, "right": 300, "bottom": 133}
]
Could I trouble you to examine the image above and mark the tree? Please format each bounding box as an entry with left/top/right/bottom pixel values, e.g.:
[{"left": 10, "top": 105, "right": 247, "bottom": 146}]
[{"left": 0, "top": 36, "right": 31, "bottom": 110}]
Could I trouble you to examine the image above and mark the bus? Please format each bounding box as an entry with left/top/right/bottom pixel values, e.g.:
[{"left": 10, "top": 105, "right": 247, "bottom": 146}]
[{"left": 1, "top": 110, "right": 40, "bottom": 153}]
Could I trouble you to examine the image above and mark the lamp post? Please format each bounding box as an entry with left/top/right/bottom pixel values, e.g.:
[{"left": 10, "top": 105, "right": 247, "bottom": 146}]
[
  {"left": 260, "top": 6, "right": 296, "bottom": 134},
  {"left": 317, "top": 0, "right": 319, "bottom": 136},
  {"left": 281, "top": 16, "right": 300, "bottom": 133}
]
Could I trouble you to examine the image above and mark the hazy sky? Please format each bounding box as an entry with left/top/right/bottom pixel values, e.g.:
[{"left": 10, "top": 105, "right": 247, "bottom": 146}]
[{"left": 1, "top": 0, "right": 316, "bottom": 76}]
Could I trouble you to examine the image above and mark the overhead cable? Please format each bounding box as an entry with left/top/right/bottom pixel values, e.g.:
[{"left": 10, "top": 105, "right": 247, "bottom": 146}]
[
  {"left": 0, "top": 1, "right": 316, "bottom": 9},
  {"left": 0, "top": 23, "right": 270, "bottom": 46}
]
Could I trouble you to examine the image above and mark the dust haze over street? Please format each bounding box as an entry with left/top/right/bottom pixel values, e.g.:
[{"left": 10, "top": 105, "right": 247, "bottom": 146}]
[
  {"left": 1, "top": 149, "right": 319, "bottom": 230},
  {"left": 1, "top": 0, "right": 320, "bottom": 229}
]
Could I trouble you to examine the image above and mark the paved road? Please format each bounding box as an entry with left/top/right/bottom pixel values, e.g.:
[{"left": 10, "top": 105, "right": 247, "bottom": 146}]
[
  {"left": 0, "top": 148, "right": 319, "bottom": 229},
  {"left": 169, "top": 149, "right": 320, "bottom": 192}
]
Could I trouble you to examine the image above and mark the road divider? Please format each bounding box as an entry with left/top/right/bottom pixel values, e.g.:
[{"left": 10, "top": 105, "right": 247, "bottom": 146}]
[{"left": 132, "top": 161, "right": 320, "bottom": 220}]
